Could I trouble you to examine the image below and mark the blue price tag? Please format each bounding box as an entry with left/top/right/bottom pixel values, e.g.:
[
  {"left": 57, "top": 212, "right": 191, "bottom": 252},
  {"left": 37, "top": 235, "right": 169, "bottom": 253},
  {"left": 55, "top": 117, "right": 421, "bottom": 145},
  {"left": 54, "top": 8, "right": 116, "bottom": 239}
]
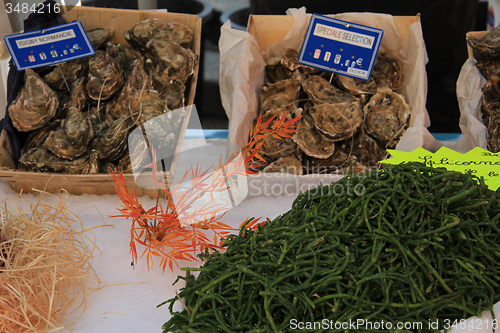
[
  {"left": 298, "top": 14, "right": 383, "bottom": 81},
  {"left": 4, "top": 21, "right": 95, "bottom": 71}
]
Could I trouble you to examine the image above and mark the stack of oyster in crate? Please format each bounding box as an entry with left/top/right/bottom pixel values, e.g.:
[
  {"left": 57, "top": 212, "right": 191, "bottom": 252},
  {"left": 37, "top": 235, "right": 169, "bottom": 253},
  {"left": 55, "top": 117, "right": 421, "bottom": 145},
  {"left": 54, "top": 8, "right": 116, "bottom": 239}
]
[
  {"left": 7, "top": 18, "right": 197, "bottom": 174},
  {"left": 257, "top": 49, "right": 410, "bottom": 175}
]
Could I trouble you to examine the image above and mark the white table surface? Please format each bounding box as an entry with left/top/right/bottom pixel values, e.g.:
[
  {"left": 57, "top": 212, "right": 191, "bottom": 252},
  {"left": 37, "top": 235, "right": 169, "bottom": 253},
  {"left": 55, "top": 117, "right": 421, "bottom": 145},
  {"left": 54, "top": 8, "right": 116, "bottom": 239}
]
[{"left": 1, "top": 137, "right": 498, "bottom": 333}]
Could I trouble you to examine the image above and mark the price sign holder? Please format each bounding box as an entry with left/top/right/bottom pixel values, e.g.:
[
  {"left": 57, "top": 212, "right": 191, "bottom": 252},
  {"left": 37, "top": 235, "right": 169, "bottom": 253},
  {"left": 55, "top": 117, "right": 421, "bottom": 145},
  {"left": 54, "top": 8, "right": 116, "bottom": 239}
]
[
  {"left": 4, "top": 21, "right": 95, "bottom": 71},
  {"left": 298, "top": 14, "right": 383, "bottom": 81}
]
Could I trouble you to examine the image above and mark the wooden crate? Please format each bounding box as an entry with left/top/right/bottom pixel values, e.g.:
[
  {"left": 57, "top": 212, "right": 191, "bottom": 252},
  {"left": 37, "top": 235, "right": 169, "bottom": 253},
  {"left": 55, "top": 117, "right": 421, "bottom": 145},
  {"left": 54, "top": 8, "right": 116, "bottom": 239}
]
[{"left": 0, "top": 6, "right": 201, "bottom": 198}]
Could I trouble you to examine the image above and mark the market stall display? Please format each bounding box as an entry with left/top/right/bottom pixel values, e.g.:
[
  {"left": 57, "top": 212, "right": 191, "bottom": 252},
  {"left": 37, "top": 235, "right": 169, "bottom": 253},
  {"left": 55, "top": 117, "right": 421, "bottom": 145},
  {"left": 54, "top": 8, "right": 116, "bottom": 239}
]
[
  {"left": 220, "top": 8, "right": 436, "bottom": 179},
  {"left": 0, "top": 6, "right": 202, "bottom": 198}
]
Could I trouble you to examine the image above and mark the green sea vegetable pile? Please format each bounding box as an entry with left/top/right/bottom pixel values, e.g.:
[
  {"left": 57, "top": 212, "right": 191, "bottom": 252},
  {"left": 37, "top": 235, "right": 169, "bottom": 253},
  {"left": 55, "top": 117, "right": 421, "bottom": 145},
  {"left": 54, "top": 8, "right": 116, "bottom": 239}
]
[{"left": 161, "top": 163, "right": 500, "bottom": 332}]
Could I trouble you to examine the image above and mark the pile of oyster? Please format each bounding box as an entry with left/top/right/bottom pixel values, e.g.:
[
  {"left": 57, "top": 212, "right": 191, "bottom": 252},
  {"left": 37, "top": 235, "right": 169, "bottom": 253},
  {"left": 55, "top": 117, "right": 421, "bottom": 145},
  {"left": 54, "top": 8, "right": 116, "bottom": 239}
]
[
  {"left": 8, "top": 18, "right": 197, "bottom": 174},
  {"left": 467, "top": 25, "right": 500, "bottom": 152},
  {"left": 255, "top": 49, "right": 411, "bottom": 175}
]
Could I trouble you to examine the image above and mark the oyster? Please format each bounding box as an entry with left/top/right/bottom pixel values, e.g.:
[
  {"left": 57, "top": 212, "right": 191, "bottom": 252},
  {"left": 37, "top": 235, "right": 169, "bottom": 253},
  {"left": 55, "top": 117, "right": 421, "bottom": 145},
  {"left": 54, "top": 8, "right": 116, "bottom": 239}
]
[
  {"left": 262, "top": 155, "right": 303, "bottom": 175},
  {"left": 260, "top": 108, "right": 297, "bottom": 159},
  {"left": 87, "top": 50, "right": 124, "bottom": 101},
  {"left": 363, "top": 88, "right": 411, "bottom": 148},
  {"left": 302, "top": 75, "right": 344, "bottom": 103},
  {"left": 335, "top": 55, "right": 402, "bottom": 95},
  {"left": 88, "top": 105, "right": 108, "bottom": 134},
  {"left": 260, "top": 94, "right": 295, "bottom": 114},
  {"left": 161, "top": 80, "right": 185, "bottom": 111},
  {"left": 42, "top": 107, "right": 94, "bottom": 159},
  {"left": 124, "top": 18, "right": 193, "bottom": 48},
  {"left": 62, "top": 77, "right": 88, "bottom": 114},
  {"left": 281, "top": 48, "right": 320, "bottom": 74},
  {"left": 487, "top": 113, "right": 500, "bottom": 153},
  {"left": 43, "top": 58, "right": 88, "bottom": 91},
  {"left": 332, "top": 158, "right": 372, "bottom": 174},
  {"left": 147, "top": 39, "right": 198, "bottom": 85},
  {"left": 129, "top": 89, "right": 168, "bottom": 125},
  {"left": 118, "top": 154, "right": 133, "bottom": 173},
  {"left": 308, "top": 95, "right": 363, "bottom": 141},
  {"left": 9, "top": 68, "right": 59, "bottom": 132},
  {"left": 481, "top": 75, "right": 500, "bottom": 128},
  {"left": 261, "top": 79, "right": 300, "bottom": 102},
  {"left": 467, "top": 25, "right": 500, "bottom": 60},
  {"left": 20, "top": 120, "right": 59, "bottom": 156},
  {"left": 302, "top": 145, "right": 350, "bottom": 174},
  {"left": 20, "top": 148, "right": 99, "bottom": 174},
  {"left": 106, "top": 41, "right": 143, "bottom": 72},
  {"left": 351, "top": 129, "right": 386, "bottom": 166},
  {"left": 87, "top": 28, "right": 114, "bottom": 49},
  {"left": 292, "top": 109, "right": 336, "bottom": 159},
  {"left": 475, "top": 58, "right": 500, "bottom": 80},
  {"left": 106, "top": 59, "right": 153, "bottom": 124},
  {"left": 90, "top": 118, "right": 129, "bottom": 161},
  {"left": 100, "top": 161, "right": 118, "bottom": 174},
  {"left": 265, "top": 56, "right": 291, "bottom": 84}
]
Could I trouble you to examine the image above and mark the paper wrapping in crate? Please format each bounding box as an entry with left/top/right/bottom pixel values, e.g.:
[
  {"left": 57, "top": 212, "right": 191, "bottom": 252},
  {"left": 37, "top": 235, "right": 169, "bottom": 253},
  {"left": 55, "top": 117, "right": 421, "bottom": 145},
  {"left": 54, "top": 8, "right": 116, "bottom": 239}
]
[
  {"left": 220, "top": 7, "right": 439, "bottom": 171},
  {"left": 454, "top": 31, "right": 490, "bottom": 153}
]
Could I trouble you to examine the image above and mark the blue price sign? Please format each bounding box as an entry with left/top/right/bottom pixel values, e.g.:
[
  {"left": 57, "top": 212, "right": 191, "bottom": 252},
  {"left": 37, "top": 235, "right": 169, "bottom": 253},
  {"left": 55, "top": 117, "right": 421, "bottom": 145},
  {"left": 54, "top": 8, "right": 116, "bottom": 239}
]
[
  {"left": 4, "top": 21, "right": 95, "bottom": 71},
  {"left": 298, "top": 14, "right": 383, "bottom": 81}
]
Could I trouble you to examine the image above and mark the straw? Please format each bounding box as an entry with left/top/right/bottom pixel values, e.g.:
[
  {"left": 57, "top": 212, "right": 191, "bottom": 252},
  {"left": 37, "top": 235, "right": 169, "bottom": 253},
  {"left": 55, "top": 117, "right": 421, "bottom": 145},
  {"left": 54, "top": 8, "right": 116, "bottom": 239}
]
[{"left": 0, "top": 194, "right": 101, "bottom": 333}]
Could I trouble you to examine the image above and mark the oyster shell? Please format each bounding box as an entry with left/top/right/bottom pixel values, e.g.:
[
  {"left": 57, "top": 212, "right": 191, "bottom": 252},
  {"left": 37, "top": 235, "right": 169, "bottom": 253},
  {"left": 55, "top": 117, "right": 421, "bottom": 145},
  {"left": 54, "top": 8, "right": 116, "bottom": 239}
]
[
  {"left": 363, "top": 88, "right": 411, "bottom": 148},
  {"left": 87, "top": 28, "right": 114, "bottom": 49},
  {"left": 129, "top": 89, "right": 168, "bottom": 125},
  {"left": 106, "top": 41, "right": 143, "bottom": 72},
  {"left": 90, "top": 118, "right": 129, "bottom": 161},
  {"left": 476, "top": 58, "right": 500, "bottom": 79},
  {"left": 106, "top": 59, "right": 153, "bottom": 124},
  {"left": 42, "top": 107, "right": 94, "bottom": 159},
  {"left": 9, "top": 68, "right": 59, "bottom": 132},
  {"left": 62, "top": 77, "right": 88, "bottom": 115},
  {"left": 351, "top": 129, "right": 386, "bottom": 166},
  {"left": 88, "top": 105, "right": 108, "bottom": 134},
  {"left": 265, "top": 56, "right": 291, "bottom": 84},
  {"left": 281, "top": 48, "right": 320, "bottom": 74},
  {"left": 100, "top": 161, "right": 118, "bottom": 174},
  {"left": 302, "top": 145, "right": 350, "bottom": 174},
  {"left": 292, "top": 109, "right": 336, "bottom": 159},
  {"left": 335, "top": 55, "right": 402, "bottom": 95},
  {"left": 87, "top": 50, "right": 124, "bottom": 101},
  {"left": 118, "top": 153, "right": 133, "bottom": 173},
  {"left": 147, "top": 39, "right": 198, "bottom": 85},
  {"left": 262, "top": 155, "right": 303, "bottom": 175},
  {"left": 260, "top": 94, "right": 295, "bottom": 114},
  {"left": 302, "top": 75, "right": 344, "bottom": 103},
  {"left": 43, "top": 58, "right": 88, "bottom": 91},
  {"left": 124, "top": 18, "right": 193, "bottom": 49},
  {"left": 161, "top": 80, "right": 185, "bottom": 111},
  {"left": 261, "top": 78, "right": 300, "bottom": 102},
  {"left": 333, "top": 158, "right": 372, "bottom": 175},
  {"left": 467, "top": 25, "right": 500, "bottom": 60},
  {"left": 260, "top": 108, "right": 297, "bottom": 159},
  {"left": 20, "top": 120, "right": 59, "bottom": 156},
  {"left": 308, "top": 95, "right": 363, "bottom": 141},
  {"left": 481, "top": 75, "right": 500, "bottom": 128},
  {"left": 488, "top": 113, "right": 500, "bottom": 153},
  {"left": 20, "top": 148, "right": 99, "bottom": 174}
]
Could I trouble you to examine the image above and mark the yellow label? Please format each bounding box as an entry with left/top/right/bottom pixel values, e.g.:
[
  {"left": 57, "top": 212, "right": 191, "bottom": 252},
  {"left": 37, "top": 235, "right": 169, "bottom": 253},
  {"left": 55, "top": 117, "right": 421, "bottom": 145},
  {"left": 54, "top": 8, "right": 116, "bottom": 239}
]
[{"left": 381, "top": 147, "right": 500, "bottom": 190}]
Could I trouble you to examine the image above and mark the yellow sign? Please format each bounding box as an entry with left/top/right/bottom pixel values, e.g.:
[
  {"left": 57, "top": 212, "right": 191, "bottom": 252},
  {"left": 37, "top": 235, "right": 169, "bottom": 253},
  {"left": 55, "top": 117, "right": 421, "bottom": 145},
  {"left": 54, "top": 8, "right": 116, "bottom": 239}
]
[{"left": 381, "top": 147, "right": 500, "bottom": 190}]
